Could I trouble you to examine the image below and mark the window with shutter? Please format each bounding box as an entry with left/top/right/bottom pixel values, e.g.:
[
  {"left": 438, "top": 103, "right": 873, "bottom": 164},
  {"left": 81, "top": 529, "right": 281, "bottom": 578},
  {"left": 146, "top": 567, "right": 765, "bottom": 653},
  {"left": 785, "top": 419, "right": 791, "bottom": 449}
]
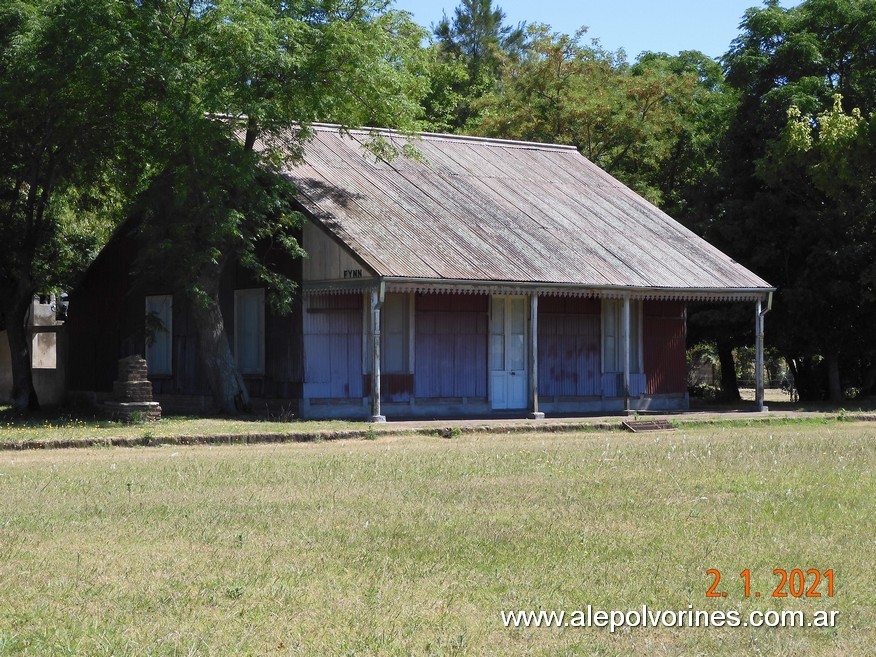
[
  {"left": 145, "top": 295, "right": 173, "bottom": 375},
  {"left": 234, "top": 289, "right": 265, "bottom": 375},
  {"left": 382, "top": 293, "right": 411, "bottom": 374}
]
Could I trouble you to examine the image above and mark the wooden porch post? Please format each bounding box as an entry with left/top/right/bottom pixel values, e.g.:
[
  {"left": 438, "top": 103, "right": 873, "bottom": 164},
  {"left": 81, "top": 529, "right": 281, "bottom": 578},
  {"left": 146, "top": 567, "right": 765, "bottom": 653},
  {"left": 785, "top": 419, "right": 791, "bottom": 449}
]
[
  {"left": 370, "top": 286, "right": 386, "bottom": 422},
  {"left": 623, "top": 295, "right": 631, "bottom": 413},
  {"left": 528, "top": 293, "right": 544, "bottom": 419},
  {"left": 755, "top": 297, "right": 766, "bottom": 412}
]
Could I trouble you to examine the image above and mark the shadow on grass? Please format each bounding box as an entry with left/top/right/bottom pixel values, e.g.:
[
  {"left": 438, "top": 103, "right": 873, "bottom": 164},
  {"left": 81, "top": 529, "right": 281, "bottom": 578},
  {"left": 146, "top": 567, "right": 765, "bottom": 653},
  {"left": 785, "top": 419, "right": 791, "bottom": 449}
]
[{"left": 0, "top": 404, "right": 305, "bottom": 425}]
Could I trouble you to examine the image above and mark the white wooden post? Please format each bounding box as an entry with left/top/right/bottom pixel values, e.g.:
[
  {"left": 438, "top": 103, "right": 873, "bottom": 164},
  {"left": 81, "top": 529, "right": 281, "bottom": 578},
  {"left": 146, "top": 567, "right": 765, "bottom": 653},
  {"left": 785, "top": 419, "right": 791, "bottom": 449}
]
[
  {"left": 623, "top": 295, "right": 631, "bottom": 413},
  {"left": 529, "top": 293, "right": 544, "bottom": 419},
  {"left": 755, "top": 297, "right": 766, "bottom": 412},
  {"left": 370, "top": 287, "right": 386, "bottom": 422}
]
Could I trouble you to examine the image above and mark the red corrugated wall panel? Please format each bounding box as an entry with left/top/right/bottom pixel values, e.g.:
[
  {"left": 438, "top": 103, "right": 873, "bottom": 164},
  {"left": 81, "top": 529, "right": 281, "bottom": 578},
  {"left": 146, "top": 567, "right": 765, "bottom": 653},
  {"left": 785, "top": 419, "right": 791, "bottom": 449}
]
[
  {"left": 415, "top": 293, "right": 488, "bottom": 398},
  {"left": 643, "top": 301, "right": 686, "bottom": 395},
  {"left": 538, "top": 296, "right": 601, "bottom": 397}
]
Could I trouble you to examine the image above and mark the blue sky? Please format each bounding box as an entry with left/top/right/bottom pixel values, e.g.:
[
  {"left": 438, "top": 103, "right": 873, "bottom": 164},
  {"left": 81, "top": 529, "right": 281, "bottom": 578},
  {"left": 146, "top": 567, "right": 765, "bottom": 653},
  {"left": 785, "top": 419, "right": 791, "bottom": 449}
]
[{"left": 392, "top": 0, "right": 799, "bottom": 60}]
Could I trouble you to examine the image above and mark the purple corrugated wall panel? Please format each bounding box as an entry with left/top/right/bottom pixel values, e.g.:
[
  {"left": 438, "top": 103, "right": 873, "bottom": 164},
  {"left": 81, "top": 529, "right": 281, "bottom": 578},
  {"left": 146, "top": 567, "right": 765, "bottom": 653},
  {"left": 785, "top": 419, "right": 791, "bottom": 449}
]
[
  {"left": 538, "top": 297, "right": 601, "bottom": 397},
  {"left": 415, "top": 293, "right": 488, "bottom": 398},
  {"left": 644, "top": 301, "right": 686, "bottom": 395},
  {"left": 303, "top": 294, "right": 363, "bottom": 399}
]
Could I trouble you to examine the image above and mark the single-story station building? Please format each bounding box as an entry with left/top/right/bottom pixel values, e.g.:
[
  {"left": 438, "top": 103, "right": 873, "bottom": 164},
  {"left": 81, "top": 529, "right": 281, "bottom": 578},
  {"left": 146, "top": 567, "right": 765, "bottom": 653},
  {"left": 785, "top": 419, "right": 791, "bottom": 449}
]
[{"left": 67, "top": 125, "right": 774, "bottom": 420}]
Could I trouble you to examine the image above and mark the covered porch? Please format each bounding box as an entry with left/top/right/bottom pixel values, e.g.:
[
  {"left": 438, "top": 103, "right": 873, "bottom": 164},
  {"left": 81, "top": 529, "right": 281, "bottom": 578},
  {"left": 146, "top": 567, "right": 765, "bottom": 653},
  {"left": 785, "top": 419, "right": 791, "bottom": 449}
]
[{"left": 299, "top": 278, "right": 771, "bottom": 421}]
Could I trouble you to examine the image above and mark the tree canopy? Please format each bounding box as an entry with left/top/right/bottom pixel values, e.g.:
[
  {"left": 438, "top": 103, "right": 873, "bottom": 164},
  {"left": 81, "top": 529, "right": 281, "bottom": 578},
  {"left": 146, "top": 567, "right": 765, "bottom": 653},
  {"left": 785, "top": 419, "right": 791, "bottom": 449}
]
[
  {"left": 1, "top": 0, "right": 428, "bottom": 412},
  {"left": 472, "top": 26, "right": 724, "bottom": 206},
  {"left": 0, "top": 0, "right": 146, "bottom": 409},
  {"left": 715, "top": 0, "right": 876, "bottom": 400},
  {"left": 425, "top": 0, "right": 526, "bottom": 130},
  {"left": 129, "top": 0, "right": 428, "bottom": 412}
]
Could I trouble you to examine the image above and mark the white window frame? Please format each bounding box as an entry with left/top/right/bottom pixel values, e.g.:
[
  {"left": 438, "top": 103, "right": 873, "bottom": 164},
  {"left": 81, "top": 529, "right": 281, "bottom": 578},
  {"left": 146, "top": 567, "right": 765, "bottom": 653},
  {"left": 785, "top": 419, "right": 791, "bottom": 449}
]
[
  {"left": 601, "top": 299, "right": 643, "bottom": 374},
  {"left": 145, "top": 294, "right": 173, "bottom": 376},
  {"left": 234, "top": 288, "right": 265, "bottom": 376},
  {"left": 381, "top": 292, "right": 414, "bottom": 374}
]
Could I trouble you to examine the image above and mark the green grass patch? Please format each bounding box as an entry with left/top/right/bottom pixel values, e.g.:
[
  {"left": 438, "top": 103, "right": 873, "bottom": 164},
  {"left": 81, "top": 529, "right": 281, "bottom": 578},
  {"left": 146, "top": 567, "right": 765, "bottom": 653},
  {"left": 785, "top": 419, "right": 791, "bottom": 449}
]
[
  {"left": 0, "top": 424, "right": 872, "bottom": 655},
  {"left": 0, "top": 413, "right": 365, "bottom": 444}
]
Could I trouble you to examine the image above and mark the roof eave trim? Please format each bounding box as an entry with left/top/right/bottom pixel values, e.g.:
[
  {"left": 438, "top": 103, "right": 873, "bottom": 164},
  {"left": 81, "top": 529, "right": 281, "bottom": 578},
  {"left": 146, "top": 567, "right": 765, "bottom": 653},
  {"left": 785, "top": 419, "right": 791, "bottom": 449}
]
[
  {"left": 387, "top": 277, "right": 774, "bottom": 297},
  {"left": 304, "top": 276, "right": 775, "bottom": 301}
]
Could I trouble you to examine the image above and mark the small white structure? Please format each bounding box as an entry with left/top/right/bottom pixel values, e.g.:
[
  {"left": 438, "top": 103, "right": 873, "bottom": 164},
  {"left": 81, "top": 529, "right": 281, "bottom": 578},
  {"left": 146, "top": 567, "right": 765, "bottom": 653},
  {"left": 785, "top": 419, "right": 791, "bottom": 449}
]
[{"left": 0, "top": 295, "right": 67, "bottom": 406}]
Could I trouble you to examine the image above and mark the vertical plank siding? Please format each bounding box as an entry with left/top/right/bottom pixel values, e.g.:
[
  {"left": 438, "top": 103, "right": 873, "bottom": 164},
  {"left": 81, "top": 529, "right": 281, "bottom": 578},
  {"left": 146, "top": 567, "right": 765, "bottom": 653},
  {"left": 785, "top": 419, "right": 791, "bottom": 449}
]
[
  {"left": 537, "top": 296, "right": 601, "bottom": 397},
  {"left": 415, "top": 293, "right": 488, "bottom": 398},
  {"left": 643, "top": 301, "right": 686, "bottom": 395},
  {"left": 262, "top": 309, "right": 303, "bottom": 398},
  {"left": 303, "top": 294, "right": 363, "bottom": 399},
  {"left": 155, "top": 302, "right": 208, "bottom": 396}
]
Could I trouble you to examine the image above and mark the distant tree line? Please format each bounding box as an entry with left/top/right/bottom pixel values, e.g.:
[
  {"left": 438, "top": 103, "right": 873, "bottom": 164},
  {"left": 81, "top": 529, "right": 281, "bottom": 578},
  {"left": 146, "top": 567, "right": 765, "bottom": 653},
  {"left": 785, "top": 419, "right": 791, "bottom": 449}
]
[{"left": 2, "top": 0, "right": 873, "bottom": 412}]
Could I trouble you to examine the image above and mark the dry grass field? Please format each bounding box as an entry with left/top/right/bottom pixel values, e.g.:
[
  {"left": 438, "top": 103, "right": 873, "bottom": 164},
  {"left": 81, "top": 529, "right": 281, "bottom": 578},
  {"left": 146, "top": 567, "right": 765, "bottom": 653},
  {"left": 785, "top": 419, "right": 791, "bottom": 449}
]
[{"left": 0, "top": 422, "right": 873, "bottom": 656}]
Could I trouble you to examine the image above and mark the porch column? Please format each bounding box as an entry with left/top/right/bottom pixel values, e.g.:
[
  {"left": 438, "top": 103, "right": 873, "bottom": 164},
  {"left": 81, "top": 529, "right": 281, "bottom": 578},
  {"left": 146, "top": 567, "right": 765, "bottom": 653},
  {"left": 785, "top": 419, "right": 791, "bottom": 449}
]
[
  {"left": 623, "top": 295, "right": 631, "bottom": 412},
  {"left": 755, "top": 297, "right": 766, "bottom": 412},
  {"left": 528, "top": 293, "right": 544, "bottom": 419},
  {"left": 370, "top": 287, "right": 386, "bottom": 423}
]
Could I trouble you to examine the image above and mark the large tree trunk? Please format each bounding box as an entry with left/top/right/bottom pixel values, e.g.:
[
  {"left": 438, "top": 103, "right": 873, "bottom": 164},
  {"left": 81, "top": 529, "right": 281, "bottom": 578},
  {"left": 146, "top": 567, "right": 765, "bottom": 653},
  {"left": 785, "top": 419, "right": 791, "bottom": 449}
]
[
  {"left": 717, "top": 340, "right": 741, "bottom": 402},
  {"left": 787, "top": 355, "right": 822, "bottom": 401},
  {"left": 826, "top": 353, "right": 842, "bottom": 403},
  {"left": 4, "top": 290, "right": 39, "bottom": 413},
  {"left": 188, "top": 277, "right": 250, "bottom": 415}
]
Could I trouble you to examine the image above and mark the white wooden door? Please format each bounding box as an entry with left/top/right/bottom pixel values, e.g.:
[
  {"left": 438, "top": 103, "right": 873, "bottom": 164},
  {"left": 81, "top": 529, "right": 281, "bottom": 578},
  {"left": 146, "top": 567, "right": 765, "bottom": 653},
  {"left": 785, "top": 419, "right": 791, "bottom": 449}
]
[{"left": 490, "top": 296, "right": 527, "bottom": 409}]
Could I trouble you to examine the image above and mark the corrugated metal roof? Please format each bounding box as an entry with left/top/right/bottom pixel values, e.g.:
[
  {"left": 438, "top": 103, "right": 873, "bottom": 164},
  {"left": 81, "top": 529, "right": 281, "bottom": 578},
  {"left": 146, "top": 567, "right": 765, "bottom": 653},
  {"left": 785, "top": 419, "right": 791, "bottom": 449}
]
[{"left": 261, "top": 125, "right": 773, "bottom": 294}]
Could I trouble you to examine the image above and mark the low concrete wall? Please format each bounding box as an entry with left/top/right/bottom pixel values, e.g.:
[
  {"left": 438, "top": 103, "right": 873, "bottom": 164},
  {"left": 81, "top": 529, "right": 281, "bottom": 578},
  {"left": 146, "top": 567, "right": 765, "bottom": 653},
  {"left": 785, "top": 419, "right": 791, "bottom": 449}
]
[
  {"left": 299, "top": 394, "right": 688, "bottom": 420},
  {"left": 74, "top": 391, "right": 687, "bottom": 421}
]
